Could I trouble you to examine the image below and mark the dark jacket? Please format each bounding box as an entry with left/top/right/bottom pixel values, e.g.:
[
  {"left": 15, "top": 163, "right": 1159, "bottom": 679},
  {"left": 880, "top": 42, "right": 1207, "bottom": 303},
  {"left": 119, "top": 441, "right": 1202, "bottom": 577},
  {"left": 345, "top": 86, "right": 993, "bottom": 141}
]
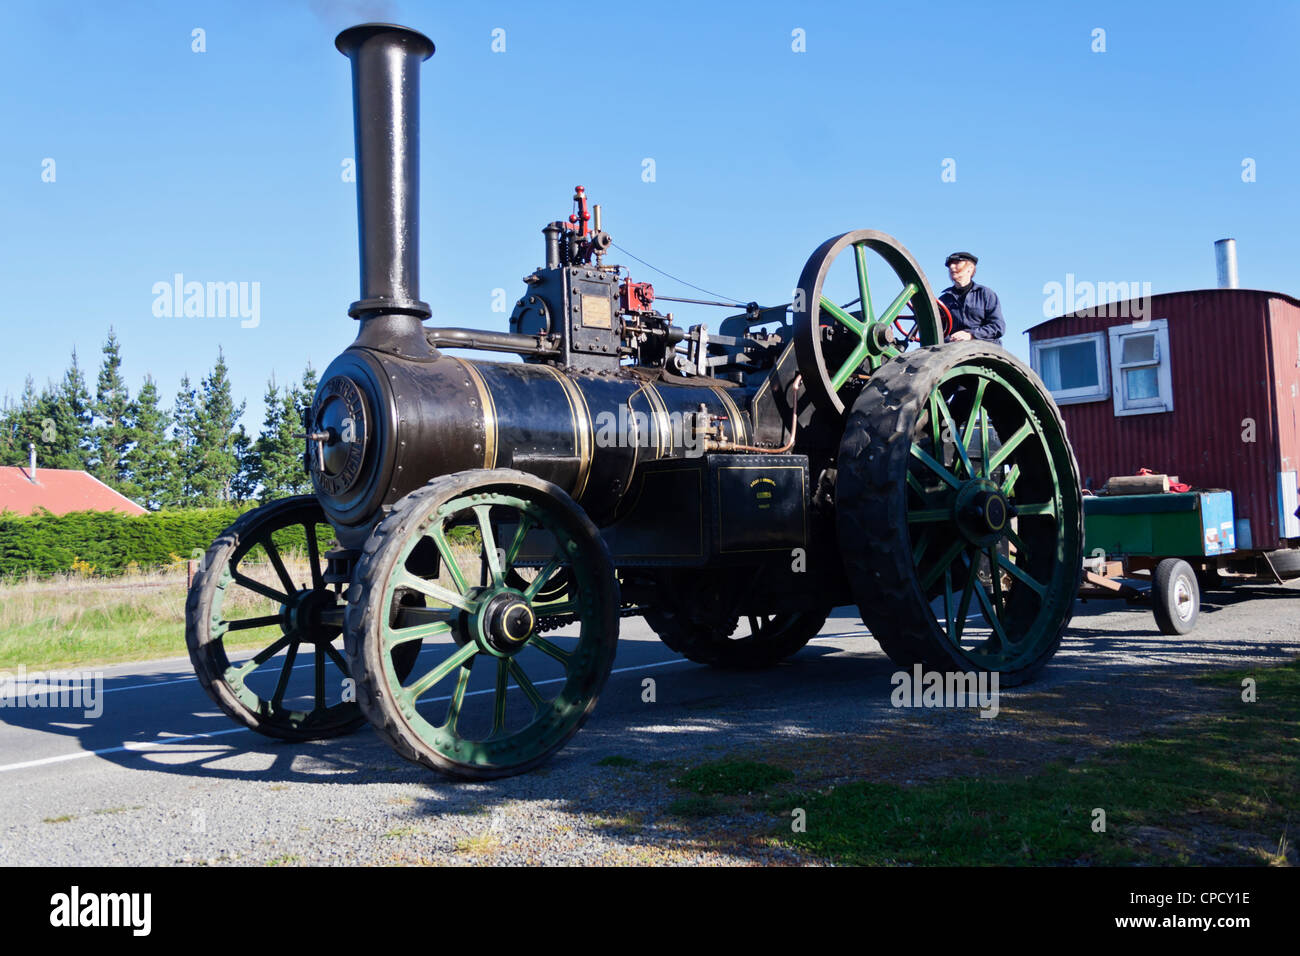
[{"left": 940, "top": 281, "right": 1004, "bottom": 343}]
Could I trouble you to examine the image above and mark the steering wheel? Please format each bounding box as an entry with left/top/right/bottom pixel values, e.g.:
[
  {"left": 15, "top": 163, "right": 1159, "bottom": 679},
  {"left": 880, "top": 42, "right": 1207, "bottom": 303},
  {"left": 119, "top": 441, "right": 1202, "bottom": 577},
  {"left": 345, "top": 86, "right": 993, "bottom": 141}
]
[{"left": 894, "top": 298, "right": 953, "bottom": 343}]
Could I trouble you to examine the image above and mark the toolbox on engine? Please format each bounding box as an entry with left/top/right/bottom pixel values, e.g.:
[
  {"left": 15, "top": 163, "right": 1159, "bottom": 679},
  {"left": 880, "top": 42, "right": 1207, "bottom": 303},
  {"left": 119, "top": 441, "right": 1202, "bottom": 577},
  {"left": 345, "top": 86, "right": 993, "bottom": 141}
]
[{"left": 600, "top": 453, "right": 809, "bottom": 565}]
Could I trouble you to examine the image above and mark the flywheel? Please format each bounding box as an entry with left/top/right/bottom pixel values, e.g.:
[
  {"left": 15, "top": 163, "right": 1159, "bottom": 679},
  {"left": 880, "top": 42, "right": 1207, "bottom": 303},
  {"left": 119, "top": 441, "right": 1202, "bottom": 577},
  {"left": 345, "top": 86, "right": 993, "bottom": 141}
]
[{"left": 794, "top": 230, "right": 945, "bottom": 415}]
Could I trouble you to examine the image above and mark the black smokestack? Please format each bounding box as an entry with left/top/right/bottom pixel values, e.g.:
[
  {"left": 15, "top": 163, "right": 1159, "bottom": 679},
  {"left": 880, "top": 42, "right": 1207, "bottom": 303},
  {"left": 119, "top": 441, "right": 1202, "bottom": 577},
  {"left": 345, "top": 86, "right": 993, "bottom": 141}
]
[{"left": 335, "top": 23, "right": 435, "bottom": 356}]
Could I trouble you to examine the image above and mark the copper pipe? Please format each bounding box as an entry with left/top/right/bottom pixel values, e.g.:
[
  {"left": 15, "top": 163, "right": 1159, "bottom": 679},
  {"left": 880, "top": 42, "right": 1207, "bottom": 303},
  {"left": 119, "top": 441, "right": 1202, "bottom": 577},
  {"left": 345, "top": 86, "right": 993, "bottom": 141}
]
[{"left": 706, "top": 374, "right": 802, "bottom": 454}]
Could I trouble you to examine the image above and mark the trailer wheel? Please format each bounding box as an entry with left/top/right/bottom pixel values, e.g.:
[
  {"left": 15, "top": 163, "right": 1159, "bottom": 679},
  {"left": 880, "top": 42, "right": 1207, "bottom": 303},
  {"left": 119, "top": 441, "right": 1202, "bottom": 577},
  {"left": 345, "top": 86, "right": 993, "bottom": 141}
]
[
  {"left": 345, "top": 470, "right": 619, "bottom": 779},
  {"left": 1266, "top": 548, "right": 1300, "bottom": 580},
  {"left": 1152, "top": 558, "right": 1199, "bottom": 635},
  {"left": 836, "top": 344, "right": 1084, "bottom": 685}
]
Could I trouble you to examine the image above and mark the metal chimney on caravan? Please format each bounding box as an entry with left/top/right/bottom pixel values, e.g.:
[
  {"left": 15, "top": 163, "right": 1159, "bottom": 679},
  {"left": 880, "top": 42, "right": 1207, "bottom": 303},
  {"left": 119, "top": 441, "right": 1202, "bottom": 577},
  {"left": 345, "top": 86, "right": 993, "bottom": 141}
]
[{"left": 1214, "top": 238, "right": 1239, "bottom": 289}]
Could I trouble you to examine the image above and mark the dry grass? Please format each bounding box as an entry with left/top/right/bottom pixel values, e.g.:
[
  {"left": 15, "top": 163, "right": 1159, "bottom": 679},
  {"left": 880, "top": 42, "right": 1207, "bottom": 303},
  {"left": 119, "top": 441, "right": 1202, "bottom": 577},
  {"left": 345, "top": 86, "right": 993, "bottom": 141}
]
[
  {"left": 0, "top": 556, "right": 312, "bottom": 670},
  {"left": 0, "top": 525, "right": 551, "bottom": 671},
  {"left": 0, "top": 537, "right": 507, "bottom": 671}
]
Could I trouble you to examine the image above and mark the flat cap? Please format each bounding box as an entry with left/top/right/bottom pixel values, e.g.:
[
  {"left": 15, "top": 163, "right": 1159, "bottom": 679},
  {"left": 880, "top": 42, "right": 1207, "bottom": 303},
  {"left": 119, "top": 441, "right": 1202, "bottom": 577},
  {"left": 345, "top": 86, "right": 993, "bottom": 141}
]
[{"left": 944, "top": 251, "right": 978, "bottom": 266}]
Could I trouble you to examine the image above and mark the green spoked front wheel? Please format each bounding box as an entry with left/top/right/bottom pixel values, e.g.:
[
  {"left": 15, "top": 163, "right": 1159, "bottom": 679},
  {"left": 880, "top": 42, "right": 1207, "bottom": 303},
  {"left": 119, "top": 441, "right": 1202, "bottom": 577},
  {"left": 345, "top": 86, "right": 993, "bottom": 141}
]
[
  {"left": 344, "top": 470, "right": 620, "bottom": 779},
  {"left": 837, "top": 343, "right": 1083, "bottom": 684}
]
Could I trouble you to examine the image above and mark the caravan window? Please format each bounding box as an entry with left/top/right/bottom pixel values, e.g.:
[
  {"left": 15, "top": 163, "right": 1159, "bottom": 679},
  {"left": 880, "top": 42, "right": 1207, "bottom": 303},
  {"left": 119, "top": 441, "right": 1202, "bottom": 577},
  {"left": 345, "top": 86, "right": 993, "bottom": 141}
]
[
  {"left": 1030, "top": 331, "right": 1109, "bottom": 404},
  {"left": 1108, "top": 320, "right": 1173, "bottom": 415}
]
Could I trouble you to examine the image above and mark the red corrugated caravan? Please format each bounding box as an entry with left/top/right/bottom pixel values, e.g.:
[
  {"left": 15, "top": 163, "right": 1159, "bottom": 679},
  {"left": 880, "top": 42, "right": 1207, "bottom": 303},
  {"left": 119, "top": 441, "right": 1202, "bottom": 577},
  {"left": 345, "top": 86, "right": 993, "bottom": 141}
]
[{"left": 1026, "top": 279, "right": 1300, "bottom": 580}]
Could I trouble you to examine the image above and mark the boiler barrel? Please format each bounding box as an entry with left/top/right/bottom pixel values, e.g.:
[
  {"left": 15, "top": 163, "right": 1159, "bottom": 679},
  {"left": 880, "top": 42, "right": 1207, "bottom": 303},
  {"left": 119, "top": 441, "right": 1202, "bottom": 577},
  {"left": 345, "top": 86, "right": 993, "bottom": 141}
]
[{"left": 310, "top": 349, "right": 751, "bottom": 539}]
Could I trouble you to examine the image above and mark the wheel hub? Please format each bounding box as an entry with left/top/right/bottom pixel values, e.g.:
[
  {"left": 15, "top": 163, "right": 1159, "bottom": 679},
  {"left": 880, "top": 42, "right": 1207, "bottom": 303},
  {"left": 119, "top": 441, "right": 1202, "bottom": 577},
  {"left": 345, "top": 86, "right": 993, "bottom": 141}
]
[
  {"left": 954, "top": 479, "right": 1010, "bottom": 547},
  {"left": 868, "top": 322, "right": 894, "bottom": 353},
  {"left": 1173, "top": 579, "right": 1194, "bottom": 622},
  {"left": 475, "top": 590, "right": 537, "bottom": 656},
  {"left": 284, "top": 587, "right": 343, "bottom": 643}
]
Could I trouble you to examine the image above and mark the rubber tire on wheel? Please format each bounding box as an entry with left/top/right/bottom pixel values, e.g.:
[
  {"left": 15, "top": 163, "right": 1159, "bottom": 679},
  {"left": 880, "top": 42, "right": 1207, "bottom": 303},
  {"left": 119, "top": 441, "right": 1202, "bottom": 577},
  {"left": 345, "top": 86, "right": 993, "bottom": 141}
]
[
  {"left": 836, "top": 343, "right": 1084, "bottom": 686},
  {"left": 1152, "top": 558, "right": 1199, "bottom": 635},
  {"left": 1266, "top": 548, "right": 1300, "bottom": 580},
  {"left": 345, "top": 469, "right": 620, "bottom": 779}
]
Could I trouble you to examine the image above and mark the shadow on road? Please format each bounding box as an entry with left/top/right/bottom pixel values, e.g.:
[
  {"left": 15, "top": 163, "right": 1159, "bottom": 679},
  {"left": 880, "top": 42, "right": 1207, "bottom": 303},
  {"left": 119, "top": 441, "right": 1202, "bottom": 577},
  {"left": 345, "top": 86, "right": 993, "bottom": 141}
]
[{"left": 7, "top": 581, "right": 1297, "bottom": 864}]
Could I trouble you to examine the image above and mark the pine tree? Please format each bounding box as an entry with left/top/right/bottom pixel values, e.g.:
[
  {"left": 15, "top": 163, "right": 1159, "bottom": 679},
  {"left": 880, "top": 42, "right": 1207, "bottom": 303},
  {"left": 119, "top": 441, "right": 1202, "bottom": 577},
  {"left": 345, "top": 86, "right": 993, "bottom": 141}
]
[
  {"left": 253, "top": 377, "right": 310, "bottom": 500},
  {"left": 281, "top": 380, "right": 312, "bottom": 495},
  {"left": 287, "top": 361, "right": 319, "bottom": 496},
  {"left": 0, "top": 377, "right": 44, "bottom": 466},
  {"left": 172, "top": 374, "right": 200, "bottom": 504},
  {"left": 299, "top": 361, "right": 319, "bottom": 431},
  {"left": 230, "top": 424, "right": 258, "bottom": 502},
  {"left": 127, "top": 375, "right": 175, "bottom": 510},
  {"left": 0, "top": 395, "right": 10, "bottom": 464},
  {"left": 249, "top": 378, "right": 278, "bottom": 497},
  {"left": 190, "top": 348, "right": 246, "bottom": 505},
  {"left": 40, "top": 351, "right": 94, "bottom": 470},
  {"left": 91, "top": 328, "right": 133, "bottom": 492}
]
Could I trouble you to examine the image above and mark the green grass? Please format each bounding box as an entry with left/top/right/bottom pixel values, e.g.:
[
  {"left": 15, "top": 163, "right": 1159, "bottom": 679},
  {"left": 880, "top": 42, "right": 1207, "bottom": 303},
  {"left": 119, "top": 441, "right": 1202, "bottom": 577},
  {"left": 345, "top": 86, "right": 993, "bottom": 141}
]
[
  {"left": 1, "top": 608, "right": 194, "bottom": 670},
  {"left": 596, "top": 755, "right": 638, "bottom": 768},
  {"left": 775, "top": 661, "right": 1300, "bottom": 865},
  {"left": 676, "top": 759, "right": 794, "bottom": 796},
  {"left": 666, "top": 796, "right": 728, "bottom": 818}
]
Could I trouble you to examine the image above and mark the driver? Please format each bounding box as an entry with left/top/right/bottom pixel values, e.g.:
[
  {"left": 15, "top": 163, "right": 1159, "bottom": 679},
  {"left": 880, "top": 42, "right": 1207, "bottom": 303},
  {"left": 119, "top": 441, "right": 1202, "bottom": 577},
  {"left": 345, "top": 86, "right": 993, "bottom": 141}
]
[{"left": 940, "top": 252, "right": 1004, "bottom": 345}]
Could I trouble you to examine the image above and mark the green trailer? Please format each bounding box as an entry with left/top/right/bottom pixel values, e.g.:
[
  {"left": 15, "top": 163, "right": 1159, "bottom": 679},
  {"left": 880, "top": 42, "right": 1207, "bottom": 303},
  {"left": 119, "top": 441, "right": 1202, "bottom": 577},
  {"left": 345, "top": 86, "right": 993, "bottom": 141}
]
[{"left": 1080, "top": 490, "right": 1236, "bottom": 634}]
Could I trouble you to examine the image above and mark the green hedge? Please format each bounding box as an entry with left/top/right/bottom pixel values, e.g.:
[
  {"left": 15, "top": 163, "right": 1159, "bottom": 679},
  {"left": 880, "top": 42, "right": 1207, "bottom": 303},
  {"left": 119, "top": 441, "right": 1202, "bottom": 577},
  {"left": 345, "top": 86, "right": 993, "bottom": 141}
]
[
  {"left": 0, "top": 505, "right": 487, "bottom": 579},
  {"left": 0, "top": 507, "right": 253, "bottom": 577}
]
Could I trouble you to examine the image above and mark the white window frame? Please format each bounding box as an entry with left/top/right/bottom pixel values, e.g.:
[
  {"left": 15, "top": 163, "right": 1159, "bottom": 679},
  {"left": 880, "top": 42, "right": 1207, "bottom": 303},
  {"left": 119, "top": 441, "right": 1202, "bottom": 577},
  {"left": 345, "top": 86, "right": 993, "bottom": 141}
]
[
  {"left": 1108, "top": 319, "right": 1173, "bottom": 416},
  {"left": 1029, "top": 331, "right": 1109, "bottom": 405}
]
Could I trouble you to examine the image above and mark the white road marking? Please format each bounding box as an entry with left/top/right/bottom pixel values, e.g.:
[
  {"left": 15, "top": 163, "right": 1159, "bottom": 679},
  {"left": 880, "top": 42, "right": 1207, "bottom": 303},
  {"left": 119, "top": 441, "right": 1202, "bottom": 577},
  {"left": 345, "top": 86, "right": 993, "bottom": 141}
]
[
  {"left": 0, "top": 726, "right": 254, "bottom": 773},
  {"left": 0, "top": 656, "right": 695, "bottom": 774},
  {"left": 10, "top": 632, "right": 725, "bottom": 696}
]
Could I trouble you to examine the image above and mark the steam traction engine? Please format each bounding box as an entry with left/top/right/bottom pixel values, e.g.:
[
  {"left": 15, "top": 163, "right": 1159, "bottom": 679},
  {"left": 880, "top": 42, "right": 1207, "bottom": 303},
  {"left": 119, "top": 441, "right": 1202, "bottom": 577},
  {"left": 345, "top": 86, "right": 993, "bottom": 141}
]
[{"left": 185, "top": 23, "right": 1084, "bottom": 778}]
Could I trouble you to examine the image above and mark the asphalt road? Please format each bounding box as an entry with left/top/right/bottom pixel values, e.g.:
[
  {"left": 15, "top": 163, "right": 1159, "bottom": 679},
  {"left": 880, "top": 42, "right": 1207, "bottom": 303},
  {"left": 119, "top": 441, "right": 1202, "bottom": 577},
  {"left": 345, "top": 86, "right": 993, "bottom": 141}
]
[{"left": 1, "top": 581, "right": 1296, "bottom": 865}]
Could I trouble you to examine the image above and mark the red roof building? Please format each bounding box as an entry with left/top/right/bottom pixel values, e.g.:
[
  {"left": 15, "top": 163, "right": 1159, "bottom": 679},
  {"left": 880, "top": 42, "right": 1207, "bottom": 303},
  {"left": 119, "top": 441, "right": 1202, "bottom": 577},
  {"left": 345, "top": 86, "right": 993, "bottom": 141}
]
[{"left": 0, "top": 466, "right": 148, "bottom": 516}]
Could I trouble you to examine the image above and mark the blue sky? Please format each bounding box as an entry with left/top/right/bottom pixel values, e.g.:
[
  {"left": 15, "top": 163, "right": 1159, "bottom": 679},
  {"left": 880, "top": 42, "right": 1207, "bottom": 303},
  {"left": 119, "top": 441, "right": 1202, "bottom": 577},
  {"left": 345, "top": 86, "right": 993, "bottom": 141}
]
[{"left": 2, "top": 0, "right": 1295, "bottom": 432}]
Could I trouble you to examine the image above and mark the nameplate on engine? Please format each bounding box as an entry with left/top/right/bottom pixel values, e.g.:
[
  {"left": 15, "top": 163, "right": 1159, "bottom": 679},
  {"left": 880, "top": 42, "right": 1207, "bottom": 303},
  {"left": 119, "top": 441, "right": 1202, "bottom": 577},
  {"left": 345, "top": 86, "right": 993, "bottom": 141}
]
[{"left": 580, "top": 293, "right": 612, "bottom": 329}]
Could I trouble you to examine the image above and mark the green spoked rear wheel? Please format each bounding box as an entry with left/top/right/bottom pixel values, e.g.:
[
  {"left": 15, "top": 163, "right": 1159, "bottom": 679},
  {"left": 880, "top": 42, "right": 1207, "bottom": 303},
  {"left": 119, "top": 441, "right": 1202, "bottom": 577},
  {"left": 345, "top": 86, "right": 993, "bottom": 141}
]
[
  {"left": 837, "top": 343, "right": 1083, "bottom": 684},
  {"left": 344, "top": 470, "right": 620, "bottom": 779}
]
